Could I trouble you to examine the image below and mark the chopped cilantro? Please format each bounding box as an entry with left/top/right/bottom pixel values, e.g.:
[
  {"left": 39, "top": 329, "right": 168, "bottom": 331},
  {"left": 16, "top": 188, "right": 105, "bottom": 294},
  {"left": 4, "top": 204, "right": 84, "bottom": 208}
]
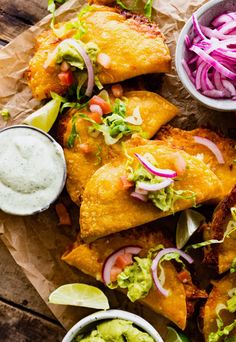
[
  {"left": 95, "top": 145, "right": 102, "bottom": 165},
  {"left": 67, "top": 114, "right": 80, "bottom": 148},
  {"left": 144, "top": 0, "right": 153, "bottom": 19}
]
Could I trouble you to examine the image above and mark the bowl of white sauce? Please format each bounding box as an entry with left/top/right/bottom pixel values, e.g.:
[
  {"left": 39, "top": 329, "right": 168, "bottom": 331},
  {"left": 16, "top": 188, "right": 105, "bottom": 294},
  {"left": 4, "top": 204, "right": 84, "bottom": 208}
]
[{"left": 0, "top": 125, "right": 66, "bottom": 216}]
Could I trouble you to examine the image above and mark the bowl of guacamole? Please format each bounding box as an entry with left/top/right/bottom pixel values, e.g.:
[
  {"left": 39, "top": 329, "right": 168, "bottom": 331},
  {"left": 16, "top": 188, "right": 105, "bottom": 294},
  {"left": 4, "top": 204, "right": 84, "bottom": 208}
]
[{"left": 62, "top": 310, "right": 164, "bottom": 342}]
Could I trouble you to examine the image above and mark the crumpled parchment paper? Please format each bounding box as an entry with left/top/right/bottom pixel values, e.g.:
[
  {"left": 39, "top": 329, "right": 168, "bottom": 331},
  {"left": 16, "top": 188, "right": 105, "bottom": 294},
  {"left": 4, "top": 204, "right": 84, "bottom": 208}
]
[{"left": 0, "top": 0, "right": 235, "bottom": 337}]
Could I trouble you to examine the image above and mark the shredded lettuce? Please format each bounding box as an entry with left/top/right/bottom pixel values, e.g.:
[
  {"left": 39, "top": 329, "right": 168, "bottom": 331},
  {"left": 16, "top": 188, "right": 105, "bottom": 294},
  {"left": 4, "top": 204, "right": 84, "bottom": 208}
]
[
  {"left": 127, "top": 163, "right": 196, "bottom": 212},
  {"left": 230, "top": 257, "right": 236, "bottom": 274},
  {"left": 208, "top": 287, "right": 236, "bottom": 342},
  {"left": 79, "top": 99, "right": 142, "bottom": 145},
  {"left": 48, "top": 0, "right": 66, "bottom": 28},
  {"left": 0, "top": 108, "right": 10, "bottom": 121},
  {"left": 186, "top": 206, "right": 236, "bottom": 251},
  {"left": 227, "top": 290, "right": 236, "bottom": 313}
]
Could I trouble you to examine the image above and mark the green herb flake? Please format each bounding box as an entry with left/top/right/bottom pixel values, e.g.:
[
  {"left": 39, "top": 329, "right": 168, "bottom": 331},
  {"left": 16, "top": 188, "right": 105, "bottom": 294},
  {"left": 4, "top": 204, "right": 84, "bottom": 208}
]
[
  {"left": 115, "top": 0, "right": 129, "bottom": 10},
  {"left": 67, "top": 115, "right": 80, "bottom": 148},
  {"left": 0, "top": 108, "right": 10, "bottom": 121},
  {"left": 144, "top": 0, "right": 153, "bottom": 19},
  {"left": 95, "top": 145, "right": 102, "bottom": 165}
]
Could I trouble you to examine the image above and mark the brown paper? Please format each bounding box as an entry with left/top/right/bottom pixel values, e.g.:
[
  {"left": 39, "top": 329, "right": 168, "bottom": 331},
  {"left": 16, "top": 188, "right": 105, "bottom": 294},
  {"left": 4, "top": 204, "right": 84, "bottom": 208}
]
[{"left": 0, "top": 0, "right": 235, "bottom": 337}]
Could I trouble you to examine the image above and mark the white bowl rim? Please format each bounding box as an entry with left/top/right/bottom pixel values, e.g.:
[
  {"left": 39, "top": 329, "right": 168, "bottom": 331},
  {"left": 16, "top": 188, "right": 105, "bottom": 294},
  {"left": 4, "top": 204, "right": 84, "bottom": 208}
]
[
  {"left": 62, "top": 309, "right": 164, "bottom": 342},
  {"left": 175, "top": 0, "right": 236, "bottom": 112}
]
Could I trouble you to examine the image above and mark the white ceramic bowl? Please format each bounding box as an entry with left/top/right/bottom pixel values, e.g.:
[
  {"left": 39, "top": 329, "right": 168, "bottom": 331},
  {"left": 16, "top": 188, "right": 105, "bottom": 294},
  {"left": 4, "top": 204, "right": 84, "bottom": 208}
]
[
  {"left": 0, "top": 125, "right": 67, "bottom": 216},
  {"left": 62, "top": 310, "right": 164, "bottom": 342},
  {"left": 176, "top": 0, "right": 236, "bottom": 111}
]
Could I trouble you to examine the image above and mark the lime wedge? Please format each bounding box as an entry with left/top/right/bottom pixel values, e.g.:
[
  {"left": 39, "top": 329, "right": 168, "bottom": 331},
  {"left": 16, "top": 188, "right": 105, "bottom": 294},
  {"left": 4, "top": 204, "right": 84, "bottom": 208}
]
[
  {"left": 24, "top": 95, "right": 62, "bottom": 132},
  {"left": 166, "top": 327, "right": 190, "bottom": 342},
  {"left": 49, "top": 283, "right": 110, "bottom": 310},
  {"left": 176, "top": 209, "right": 205, "bottom": 249}
]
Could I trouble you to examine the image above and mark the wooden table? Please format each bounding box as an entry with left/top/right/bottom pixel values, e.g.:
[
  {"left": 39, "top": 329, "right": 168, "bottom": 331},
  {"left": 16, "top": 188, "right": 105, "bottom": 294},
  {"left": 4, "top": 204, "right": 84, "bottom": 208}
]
[{"left": 0, "top": 1, "right": 66, "bottom": 340}]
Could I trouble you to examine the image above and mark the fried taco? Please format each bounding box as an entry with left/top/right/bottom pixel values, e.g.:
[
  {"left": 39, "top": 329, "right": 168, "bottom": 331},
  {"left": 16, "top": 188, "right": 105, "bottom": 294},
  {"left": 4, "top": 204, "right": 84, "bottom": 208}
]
[
  {"left": 204, "top": 185, "right": 236, "bottom": 274},
  {"left": 80, "top": 141, "right": 222, "bottom": 242},
  {"left": 156, "top": 126, "right": 236, "bottom": 202},
  {"left": 202, "top": 272, "right": 236, "bottom": 342},
  {"left": 58, "top": 90, "right": 178, "bottom": 203},
  {"left": 62, "top": 226, "right": 207, "bottom": 330},
  {"left": 27, "top": 5, "right": 171, "bottom": 100}
]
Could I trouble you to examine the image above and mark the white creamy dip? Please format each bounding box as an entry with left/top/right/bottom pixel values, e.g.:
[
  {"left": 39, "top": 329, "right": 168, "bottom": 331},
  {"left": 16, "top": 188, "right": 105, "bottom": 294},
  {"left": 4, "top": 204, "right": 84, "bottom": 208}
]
[{"left": 0, "top": 126, "right": 66, "bottom": 215}]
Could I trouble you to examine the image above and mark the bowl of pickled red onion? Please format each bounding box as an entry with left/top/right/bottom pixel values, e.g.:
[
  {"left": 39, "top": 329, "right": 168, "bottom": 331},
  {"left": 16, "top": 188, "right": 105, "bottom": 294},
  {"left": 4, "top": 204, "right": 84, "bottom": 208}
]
[{"left": 176, "top": 0, "right": 236, "bottom": 111}]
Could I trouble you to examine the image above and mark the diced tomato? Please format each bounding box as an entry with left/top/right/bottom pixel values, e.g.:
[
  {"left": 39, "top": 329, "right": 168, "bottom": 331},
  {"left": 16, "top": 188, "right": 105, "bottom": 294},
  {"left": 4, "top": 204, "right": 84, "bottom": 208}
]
[
  {"left": 55, "top": 203, "right": 72, "bottom": 226},
  {"left": 89, "top": 96, "right": 111, "bottom": 114},
  {"left": 111, "top": 84, "right": 123, "bottom": 98},
  {"left": 120, "top": 176, "right": 134, "bottom": 190},
  {"left": 115, "top": 253, "right": 133, "bottom": 269},
  {"left": 110, "top": 266, "right": 122, "bottom": 283},
  {"left": 88, "top": 112, "right": 103, "bottom": 124},
  {"left": 110, "top": 253, "right": 134, "bottom": 282},
  {"left": 172, "top": 153, "right": 186, "bottom": 176},
  {"left": 79, "top": 143, "right": 93, "bottom": 154},
  {"left": 177, "top": 270, "right": 191, "bottom": 284},
  {"left": 58, "top": 70, "right": 73, "bottom": 86}
]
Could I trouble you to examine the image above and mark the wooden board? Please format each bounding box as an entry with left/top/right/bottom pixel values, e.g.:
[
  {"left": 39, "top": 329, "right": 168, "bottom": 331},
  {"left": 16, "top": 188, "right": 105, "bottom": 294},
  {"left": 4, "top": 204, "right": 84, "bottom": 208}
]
[
  {"left": 0, "top": 301, "right": 65, "bottom": 342},
  {"left": 0, "top": 0, "right": 48, "bottom": 42}
]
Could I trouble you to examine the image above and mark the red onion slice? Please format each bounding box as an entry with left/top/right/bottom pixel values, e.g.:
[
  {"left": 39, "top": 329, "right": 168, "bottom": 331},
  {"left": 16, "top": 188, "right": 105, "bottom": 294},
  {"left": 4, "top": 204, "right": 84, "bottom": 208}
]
[
  {"left": 212, "top": 13, "right": 234, "bottom": 28},
  {"left": 135, "top": 153, "right": 177, "bottom": 178},
  {"left": 202, "top": 89, "right": 230, "bottom": 98},
  {"left": 184, "top": 14, "right": 236, "bottom": 100},
  {"left": 190, "top": 45, "right": 236, "bottom": 81},
  {"left": 102, "top": 246, "right": 142, "bottom": 285},
  {"left": 222, "top": 79, "right": 236, "bottom": 96},
  {"left": 64, "top": 39, "right": 95, "bottom": 97},
  {"left": 130, "top": 192, "right": 148, "bottom": 202},
  {"left": 219, "top": 21, "right": 236, "bottom": 35},
  {"left": 151, "top": 248, "right": 193, "bottom": 297},
  {"left": 192, "top": 14, "right": 206, "bottom": 40},
  {"left": 136, "top": 179, "right": 173, "bottom": 192},
  {"left": 193, "top": 136, "right": 225, "bottom": 164}
]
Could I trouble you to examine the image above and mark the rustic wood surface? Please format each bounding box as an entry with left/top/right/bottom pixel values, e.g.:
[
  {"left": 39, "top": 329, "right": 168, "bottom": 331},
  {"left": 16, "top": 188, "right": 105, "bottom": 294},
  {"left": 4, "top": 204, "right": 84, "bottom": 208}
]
[{"left": 0, "top": 1, "right": 67, "bottom": 340}]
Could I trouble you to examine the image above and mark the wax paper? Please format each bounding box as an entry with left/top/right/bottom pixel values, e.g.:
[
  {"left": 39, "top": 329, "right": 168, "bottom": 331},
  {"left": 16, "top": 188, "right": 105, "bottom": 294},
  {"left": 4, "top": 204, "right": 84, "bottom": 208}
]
[{"left": 0, "top": 0, "right": 235, "bottom": 339}]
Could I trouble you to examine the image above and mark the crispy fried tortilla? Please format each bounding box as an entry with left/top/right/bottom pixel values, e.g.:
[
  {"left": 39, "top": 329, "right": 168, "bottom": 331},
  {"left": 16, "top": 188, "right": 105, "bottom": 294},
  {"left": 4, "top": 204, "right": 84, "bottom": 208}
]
[
  {"left": 58, "top": 91, "right": 178, "bottom": 204},
  {"left": 156, "top": 126, "right": 236, "bottom": 202},
  {"left": 28, "top": 5, "right": 171, "bottom": 100},
  {"left": 204, "top": 185, "right": 236, "bottom": 274},
  {"left": 203, "top": 272, "right": 236, "bottom": 341},
  {"left": 62, "top": 226, "right": 188, "bottom": 329},
  {"left": 80, "top": 141, "right": 222, "bottom": 242}
]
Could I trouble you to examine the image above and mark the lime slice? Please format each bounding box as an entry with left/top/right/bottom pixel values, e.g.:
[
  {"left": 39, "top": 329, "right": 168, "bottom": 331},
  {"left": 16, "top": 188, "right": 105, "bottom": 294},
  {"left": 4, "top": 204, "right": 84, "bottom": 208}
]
[
  {"left": 166, "top": 327, "right": 190, "bottom": 342},
  {"left": 49, "top": 283, "right": 110, "bottom": 310},
  {"left": 24, "top": 95, "right": 62, "bottom": 132},
  {"left": 176, "top": 209, "right": 205, "bottom": 249}
]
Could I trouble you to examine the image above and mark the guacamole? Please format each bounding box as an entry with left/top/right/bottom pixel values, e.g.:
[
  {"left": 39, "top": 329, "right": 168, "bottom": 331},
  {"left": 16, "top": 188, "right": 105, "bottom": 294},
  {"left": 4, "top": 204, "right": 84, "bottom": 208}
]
[{"left": 74, "top": 319, "right": 155, "bottom": 342}]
